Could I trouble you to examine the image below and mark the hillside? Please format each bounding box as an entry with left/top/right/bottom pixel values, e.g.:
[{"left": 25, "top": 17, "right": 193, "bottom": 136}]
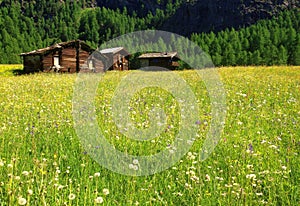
[
  {"left": 0, "top": 0, "right": 299, "bottom": 65},
  {"left": 161, "top": 0, "right": 300, "bottom": 35},
  {"left": 96, "top": 0, "right": 300, "bottom": 35}
]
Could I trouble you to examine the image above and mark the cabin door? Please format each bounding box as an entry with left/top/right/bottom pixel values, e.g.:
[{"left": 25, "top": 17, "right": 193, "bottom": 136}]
[{"left": 54, "top": 56, "right": 60, "bottom": 66}]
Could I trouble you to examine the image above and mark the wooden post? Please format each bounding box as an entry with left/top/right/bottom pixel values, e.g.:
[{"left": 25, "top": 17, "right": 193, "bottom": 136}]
[{"left": 76, "top": 40, "right": 80, "bottom": 73}]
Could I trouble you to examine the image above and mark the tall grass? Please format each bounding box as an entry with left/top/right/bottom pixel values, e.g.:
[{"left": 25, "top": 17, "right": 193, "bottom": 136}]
[{"left": 0, "top": 66, "right": 299, "bottom": 205}]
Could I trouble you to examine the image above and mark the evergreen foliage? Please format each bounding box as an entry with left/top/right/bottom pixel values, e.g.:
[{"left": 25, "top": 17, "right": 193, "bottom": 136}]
[{"left": 0, "top": 1, "right": 299, "bottom": 66}]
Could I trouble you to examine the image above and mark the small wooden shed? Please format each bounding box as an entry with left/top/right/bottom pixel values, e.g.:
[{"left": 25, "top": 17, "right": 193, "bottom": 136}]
[
  {"left": 20, "top": 40, "right": 107, "bottom": 73},
  {"left": 138, "top": 52, "right": 180, "bottom": 70},
  {"left": 100, "top": 47, "right": 129, "bottom": 71}
]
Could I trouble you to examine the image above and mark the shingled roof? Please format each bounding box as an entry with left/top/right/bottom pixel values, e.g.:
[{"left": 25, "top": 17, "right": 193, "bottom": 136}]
[
  {"left": 99, "top": 47, "right": 125, "bottom": 54},
  {"left": 20, "top": 40, "right": 93, "bottom": 56},
  {"left": 138, "top": 52, "right": 178, "bottom": 59}
]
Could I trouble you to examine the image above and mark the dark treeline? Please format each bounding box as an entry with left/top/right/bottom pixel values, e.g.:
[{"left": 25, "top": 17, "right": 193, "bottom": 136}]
[
  {"left": 0, "top": 0, "right": 299, "bottom": 66},
  {"left": 191, "top": 10, "right": 300, "bottom": 66}
]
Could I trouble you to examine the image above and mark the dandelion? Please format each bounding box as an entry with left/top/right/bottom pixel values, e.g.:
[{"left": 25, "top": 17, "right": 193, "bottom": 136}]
[
  {"left": 0, "top": 161, "right": 4, "bottom": 167},
  {"left": 68, "top": 193, "right": 76, "bottom": 200},
  {"left": 103, "top": 188, "right": 109, "bottom": 195},
  {"left": 133, "top": 165, "right": 139, "bottom": 171},
  {"left": 215, "top": 177, "right": 224, "bottom": 181},
  {"left": 246, "top": 174, "right": 256, "bottom": 179},
  {"left": 187, "top": 152, "right": 196, "bottom": 160},
  {"left": 7, "top": 164, "right": 13, "bottom": 168},
  {"left": 205, "top": 174, "right": 211, "bottom": 181},
  {"left": 18, "top": 197, "right": 27, "bottom": 205},
  {"left": 94, "top": 172, "right": 100, "bottom": 177},
  {"left": 281, "top": 166, "right": 287, "bottom": 170},
  {"left": 185, "top": 183, "right": 192, "bottom": 189},
  {"left": 27, "top": 189, "right": 33, "bottom": 196},
  {"left": 246, "top": 165, "right": 253, "bottom": 169},
  {"left": 94, "top": 196, "right": 104, "bottom": 204},
  {"left": 57, "top": 185, "right": 64, "bottom": 190},
  {"left": 191, "top": 175, "right": 199, "bottom": 182},
  {"left": 133, "top": 159, "right": 139, "bottom": 165}
]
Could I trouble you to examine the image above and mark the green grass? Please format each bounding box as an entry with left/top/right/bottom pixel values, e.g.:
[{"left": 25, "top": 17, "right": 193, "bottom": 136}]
[
  {"left": 0, "top": 65, "right": 23, "bottom": 77},
  {"left": 0, "top": 66, "right": 299, "bottom": 205}
]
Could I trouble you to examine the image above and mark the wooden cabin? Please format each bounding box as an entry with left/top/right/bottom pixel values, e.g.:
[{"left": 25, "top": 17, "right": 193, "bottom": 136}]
[
  {"left": 100, "top": 47, "right": 129, "bottom": 71},
  {"left": 138, "top": 52, "right": 180, "bottom": 70},
  {"left": 20, "top": 40, "right": 107, "bottom": 73}
]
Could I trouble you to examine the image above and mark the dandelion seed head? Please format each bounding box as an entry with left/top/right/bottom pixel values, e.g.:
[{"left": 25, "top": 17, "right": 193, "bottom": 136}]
[
  {"left": 133, "top": 159, "right": 139, "bottom": 165},
  {"left": 103, "top": 188, "right": 109, "bottom": 195},
  {"left": 94, "top": 172, "right": 100, "bottom": 177},
  {"left": 18, "top": 197, "right": 27, "bottom": 205},
  {"left": 27, "top": 189, "right": 33, "bottom": 196},
  {"left": 205, "top": 174, "right": 211, "bottom": 181},
  {"left": 94, "top": 196, "right": 104, "bottom": 204},
  {"left": 68, "top": 193, "right": 76, "bottom": 200}
]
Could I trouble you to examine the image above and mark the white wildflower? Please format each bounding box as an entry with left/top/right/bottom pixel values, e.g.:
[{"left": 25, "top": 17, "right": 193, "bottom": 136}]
[
  {"left": 94, "top": 172, "right": 100, "bottom": 177},
  {"left": 205, "top": 174, "right": 211, "bottom": 181},
  {"left": 133, "top": 159, "right": 139, "bottom": 165},
  {"left": 103, "top": 188, "right": 109, "bottom": 196},
  {"left": 68, "top": 193, "right": 76, "bottom": 200},
  {"left": 94, "top": 196, "right": 104, "bottom": 204},
  {"left": 18, "top": 197, "right": 27, "bottom": 205}
]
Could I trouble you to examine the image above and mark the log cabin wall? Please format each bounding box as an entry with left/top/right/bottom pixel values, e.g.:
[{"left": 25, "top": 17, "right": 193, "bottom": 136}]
[
  {"left": 78, "top": 49, "right": 90, "bottom": 71},
  {"left": 112, "top": 52, "right": 129, "bottom": 71},
  {"left": 122, "top": 56, "right": 129, "bottom": 70},
  {"left": 42, "top": 50, "right": 61, "bottom": 72},
  {"left": 61, "top": 47, "right": 77, "bottom": 73},
  {"left": 21, "top": 40, "right": 112, "bottom": 73},
  {"left": 148, "top": 58, "right": 173, "bottom": 69}
]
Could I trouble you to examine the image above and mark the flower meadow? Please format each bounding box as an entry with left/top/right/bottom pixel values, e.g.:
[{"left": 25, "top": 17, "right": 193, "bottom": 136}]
[{"left": 0, "top": 65, "right": 299, "bottom": 205}]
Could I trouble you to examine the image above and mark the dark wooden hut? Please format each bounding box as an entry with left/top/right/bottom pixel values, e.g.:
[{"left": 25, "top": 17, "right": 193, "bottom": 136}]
[
  {"left": 100, "top": 47, "right": 129, "bottom": 71},
  {"left": 20, "top": 40, "right": 107, "bottom": 73},
  {"left": 138, "top": 52, "right": 180, "bottom": 70}
]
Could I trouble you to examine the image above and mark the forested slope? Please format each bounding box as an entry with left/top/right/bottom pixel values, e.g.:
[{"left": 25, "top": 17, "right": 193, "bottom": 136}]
[{"left": 0, "top": 0, "right": 299, "bottom": 66}]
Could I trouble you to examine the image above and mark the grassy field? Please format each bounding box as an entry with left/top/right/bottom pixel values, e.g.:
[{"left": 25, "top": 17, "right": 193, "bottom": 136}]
[{"left": 0, "top": 65, "right": 299, "bottom": 205}]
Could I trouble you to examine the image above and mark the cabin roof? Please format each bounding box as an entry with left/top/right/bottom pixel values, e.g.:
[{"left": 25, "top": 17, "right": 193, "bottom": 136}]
[
  {"left": 20, "top": 40, "right": 93, "bottom": 56},
  {"left": 138, "top": 52, "right": 178, "bottom": 59},
  {"left": 99, "top": 47, "right": 125, "bottom": 54}
]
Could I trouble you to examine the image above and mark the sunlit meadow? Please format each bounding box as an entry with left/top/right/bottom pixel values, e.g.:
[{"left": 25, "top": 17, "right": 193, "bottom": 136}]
[{"left": 0, "top": 65, "right": 299, "bottom": 205}]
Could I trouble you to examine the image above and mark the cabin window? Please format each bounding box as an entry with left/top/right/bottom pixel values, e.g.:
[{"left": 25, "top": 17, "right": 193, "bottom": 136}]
[
  {"left": 53, "top": 56, "right": 60, "bottom": 66},
  {"left": 88, "top": 60, "right": 93, "bottom": 69}
]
